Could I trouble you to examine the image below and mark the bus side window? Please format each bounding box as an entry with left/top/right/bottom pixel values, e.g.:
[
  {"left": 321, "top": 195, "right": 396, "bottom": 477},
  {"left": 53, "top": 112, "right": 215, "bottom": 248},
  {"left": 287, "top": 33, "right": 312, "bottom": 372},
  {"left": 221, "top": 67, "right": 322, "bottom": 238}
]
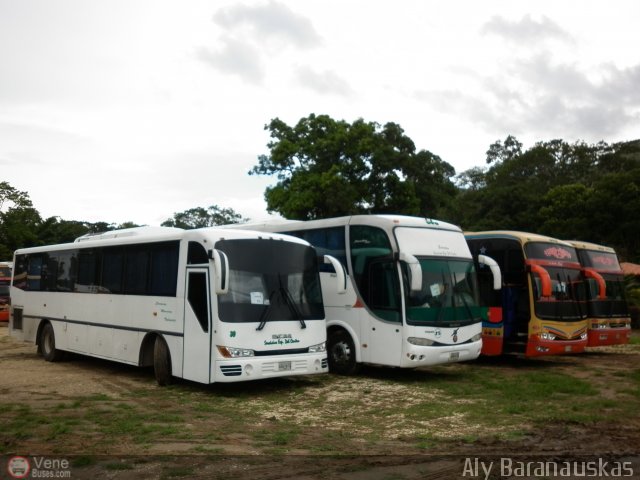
[
  {"left": 289, "top": 227, "right": 347, "bottom": 274},
  {"left": 102, "top": 248, "right": 124, "bottom": 294},
  {"left": 188, "top": 242, "right": 209, "bottom": 264},
  {"left": 27, "top": 255, "right": 43, "bottom": 291}
]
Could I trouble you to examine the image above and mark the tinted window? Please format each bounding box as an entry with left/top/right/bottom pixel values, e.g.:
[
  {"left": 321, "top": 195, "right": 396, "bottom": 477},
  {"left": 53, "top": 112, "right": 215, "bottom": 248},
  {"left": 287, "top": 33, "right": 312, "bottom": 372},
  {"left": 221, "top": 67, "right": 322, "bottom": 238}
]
[
  {"left": 124, "top": 248, "right": 149, "bottom": 294},
  {"left": 13, "top": 242, "right": 179, "bottom": 297},
  {"left": 149, "top": 242, "right": 179, "bottom": 296},
  {"left": 101, "top": 248, "right": 124, "bottom": 293},
  {"left": 287, "top": 227, "right": 346, "bottom": 273},
  {"left": 188, "top": 271, "right": 209, "bottom": 332},
  {"left": 525, "top": 242, "right": 578, "bottom": 263},
  {"left": 216, "top": 239, "right": 324, "bottom": 323},
  {"left": 188, "top": 242, "right": 209, "bottom": 264},
  {"left": 349, "top": 225, "right": 395, "bottom": 317}
]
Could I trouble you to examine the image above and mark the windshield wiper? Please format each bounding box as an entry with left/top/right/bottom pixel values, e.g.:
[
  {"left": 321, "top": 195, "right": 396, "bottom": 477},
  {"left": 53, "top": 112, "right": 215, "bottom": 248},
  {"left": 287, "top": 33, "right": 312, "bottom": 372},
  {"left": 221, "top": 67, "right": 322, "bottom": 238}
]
[
  {"left": 280, "top": 287, "right": 306, "bottom": 329},
  {"left": 278, "top": 274, "right": 306, "bottom": 329},
  {"left": 256, "top": 290, "right": 278, "bottom": 331}
]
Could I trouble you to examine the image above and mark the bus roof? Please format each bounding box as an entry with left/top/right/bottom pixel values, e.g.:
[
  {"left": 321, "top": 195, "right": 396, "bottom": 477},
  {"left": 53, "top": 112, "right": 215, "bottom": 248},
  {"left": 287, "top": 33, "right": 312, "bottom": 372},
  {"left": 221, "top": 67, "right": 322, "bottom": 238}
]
[
  {"left": 565, "top": 240, "right": 616, "bottom": 254},
  {"left": 464, "top": 230, "right": 575, "bottom": 247},
  {"left": 14, "top": 226, "right": 311, "bottom": 255},
  {"left": 227, "top": 215, "right": 462, "bottom": 233}
]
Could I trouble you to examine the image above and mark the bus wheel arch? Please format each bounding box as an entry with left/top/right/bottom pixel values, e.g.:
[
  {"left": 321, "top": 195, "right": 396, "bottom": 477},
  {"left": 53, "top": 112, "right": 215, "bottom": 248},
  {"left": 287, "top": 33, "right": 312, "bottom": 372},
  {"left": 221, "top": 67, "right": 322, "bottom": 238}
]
[
  {"left": 327, "top": 326, "right": 360, "bottom": 375},
  {"left": 153, "top": 334, "right": 174, "bottom": 386},
  {"left": 38, "top": 321, "right": 64, "bottom": 362},
  {"left": 139, "top": 333, "right": 158, "bottom": 367}
]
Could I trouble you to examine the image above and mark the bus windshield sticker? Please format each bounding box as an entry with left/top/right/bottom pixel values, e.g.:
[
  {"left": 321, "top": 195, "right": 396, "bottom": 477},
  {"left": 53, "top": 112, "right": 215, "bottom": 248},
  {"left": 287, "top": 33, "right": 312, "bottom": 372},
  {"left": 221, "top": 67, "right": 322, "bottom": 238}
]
[{"left": 251, "top": 292, "right": 264, "bottom": 305}]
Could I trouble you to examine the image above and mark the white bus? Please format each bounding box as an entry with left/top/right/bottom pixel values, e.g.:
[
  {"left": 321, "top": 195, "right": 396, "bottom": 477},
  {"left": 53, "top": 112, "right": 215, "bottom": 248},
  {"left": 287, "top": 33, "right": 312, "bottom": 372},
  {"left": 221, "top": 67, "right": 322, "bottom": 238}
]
[
  {"left": 227, "top": 215, "right": 501, "bottom": 374},
  {"left": 9, "top": 226, "right": 345, "bottom": 385}
]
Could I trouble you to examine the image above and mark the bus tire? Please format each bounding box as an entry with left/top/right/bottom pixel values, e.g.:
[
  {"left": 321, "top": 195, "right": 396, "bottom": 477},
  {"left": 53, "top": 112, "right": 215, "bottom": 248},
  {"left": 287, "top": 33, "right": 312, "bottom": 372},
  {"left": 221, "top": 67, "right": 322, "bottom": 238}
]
[
  {"left": 327, "top": 329, "right": 360, "bottom": 375},
  {"left": 153, "top": 336, "right": 173, "bottom": 386},
  {"left": 39, "top": 322, "right": 64, "bottom": 362}
]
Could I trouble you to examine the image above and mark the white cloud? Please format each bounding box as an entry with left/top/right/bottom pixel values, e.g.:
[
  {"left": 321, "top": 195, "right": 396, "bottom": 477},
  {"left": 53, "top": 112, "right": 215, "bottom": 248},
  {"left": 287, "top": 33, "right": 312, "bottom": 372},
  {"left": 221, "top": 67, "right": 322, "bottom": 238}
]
[
  {"left": 295, "top": 66, "right": 354, "bottom": 96},
  {"left": 212, "top": 0, "right": 322, "bottom": 48},
  {"left": 195, "top": 38, "right": 266, "bottom": 84},
  {"left": 481, "top": 14, "right": 574, "bottom": 45},
  {"left": 1, "top": 0, "right": 639, "bottom": 226}
]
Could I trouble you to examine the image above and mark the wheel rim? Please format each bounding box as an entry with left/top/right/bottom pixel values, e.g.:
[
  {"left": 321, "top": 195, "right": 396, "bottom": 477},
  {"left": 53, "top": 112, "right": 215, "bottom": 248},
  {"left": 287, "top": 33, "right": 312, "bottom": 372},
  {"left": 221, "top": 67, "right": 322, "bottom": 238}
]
[
  {"left": 43, "top": 329, "right": 53, "bottom": 355},
  {"left": 331, "top": 340, "right": 352, "bottom": 366}
]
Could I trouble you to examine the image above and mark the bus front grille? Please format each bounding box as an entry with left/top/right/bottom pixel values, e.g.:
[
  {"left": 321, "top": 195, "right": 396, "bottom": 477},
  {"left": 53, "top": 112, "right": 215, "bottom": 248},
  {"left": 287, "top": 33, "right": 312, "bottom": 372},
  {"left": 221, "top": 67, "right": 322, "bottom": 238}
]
[{"left": 220, "top": 365, "right": 242, "bottom": 376}]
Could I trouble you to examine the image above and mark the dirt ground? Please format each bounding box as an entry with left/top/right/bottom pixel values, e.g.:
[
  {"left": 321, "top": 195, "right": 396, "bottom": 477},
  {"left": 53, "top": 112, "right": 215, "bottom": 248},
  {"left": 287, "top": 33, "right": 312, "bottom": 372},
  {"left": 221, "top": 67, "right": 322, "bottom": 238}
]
[{"left": 1, "top": 324, "right": 639, "bottom": 479}]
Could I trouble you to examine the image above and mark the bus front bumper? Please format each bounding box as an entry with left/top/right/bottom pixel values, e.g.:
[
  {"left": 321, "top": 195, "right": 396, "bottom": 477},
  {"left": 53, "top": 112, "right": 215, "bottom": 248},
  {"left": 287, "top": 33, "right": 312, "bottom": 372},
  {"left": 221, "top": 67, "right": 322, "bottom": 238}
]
[
  {"left": 526, "top": 335, "right": 587, "bottom": 357},
  {"left": 213, "top": 353, "right": 328, "bottom": 382},
  {"left": 402, "top": 340, "right": 482, "bottom": 368},
  {"left": 587, "top": 327, "right": 632, "bottom": 347}
]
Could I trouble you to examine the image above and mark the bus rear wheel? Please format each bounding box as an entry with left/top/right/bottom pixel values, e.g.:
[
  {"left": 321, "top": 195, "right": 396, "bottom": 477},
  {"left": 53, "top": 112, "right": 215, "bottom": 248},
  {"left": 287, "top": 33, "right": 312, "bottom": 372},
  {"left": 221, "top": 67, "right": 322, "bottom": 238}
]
[
  {"left": 327, "top": 329, "right": 360, "bottom": 375},
  {"left": 153, "top": 336, "right": 173, "bottom": 386},
  {"left": 39, "top": 322, "right": 64, "bottom": 362}
]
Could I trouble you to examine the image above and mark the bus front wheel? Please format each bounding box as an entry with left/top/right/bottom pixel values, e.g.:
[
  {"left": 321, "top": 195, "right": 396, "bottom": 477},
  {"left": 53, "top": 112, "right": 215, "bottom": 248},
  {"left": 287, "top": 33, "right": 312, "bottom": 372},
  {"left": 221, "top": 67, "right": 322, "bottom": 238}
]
[
  {"left": 327, "top": 329, "right": 360, "bottom": 375},
  {"left": 153, "top": 336, "right": 173, "bottom": 386},
  {"left": 39, "top": 322, "right": 64, "bottom": 362}
]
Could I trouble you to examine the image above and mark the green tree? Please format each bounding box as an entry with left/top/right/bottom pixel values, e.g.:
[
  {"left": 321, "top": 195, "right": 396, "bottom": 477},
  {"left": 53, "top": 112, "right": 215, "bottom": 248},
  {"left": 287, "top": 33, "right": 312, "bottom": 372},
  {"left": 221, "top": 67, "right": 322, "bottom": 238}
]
[
  {"left": 0, "top": 182, "right": 40, "bottom": 259},
  {"left": 161, "top": 205, "right": 247, "bottom": 229},
  {"left": 249, "top": 114, "right": 456, "bottom": 220},
  {"left": 538, "top": 184, "right": 593, "bottom": 240}
]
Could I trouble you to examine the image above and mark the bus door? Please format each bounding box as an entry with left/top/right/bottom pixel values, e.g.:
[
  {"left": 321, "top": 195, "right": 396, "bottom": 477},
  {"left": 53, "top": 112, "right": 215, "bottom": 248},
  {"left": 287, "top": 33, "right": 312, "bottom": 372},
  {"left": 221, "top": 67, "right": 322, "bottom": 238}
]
[
  {"left": 360, "top": 258, "right": 402, "bottom": 366},
  {"left": 183, "top": 268, "right": 212, "bottom": 383}
]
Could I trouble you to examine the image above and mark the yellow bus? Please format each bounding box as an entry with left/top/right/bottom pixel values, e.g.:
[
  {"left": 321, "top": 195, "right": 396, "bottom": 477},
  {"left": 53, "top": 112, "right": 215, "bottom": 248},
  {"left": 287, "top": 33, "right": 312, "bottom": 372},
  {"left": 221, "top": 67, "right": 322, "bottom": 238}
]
[
  {"left": 567, "top": 241, "right": 631, "bottom": 346},
  {"left": 466, "top": 231, "right": 588, "bottom": 356}
]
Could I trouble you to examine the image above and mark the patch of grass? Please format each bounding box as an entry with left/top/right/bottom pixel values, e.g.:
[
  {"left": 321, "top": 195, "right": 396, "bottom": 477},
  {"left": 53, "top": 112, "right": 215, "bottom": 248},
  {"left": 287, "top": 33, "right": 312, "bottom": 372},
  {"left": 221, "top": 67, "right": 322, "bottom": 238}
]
[
  {"left": 161, "top": 466, "right": 195, "bottom": 479},
  {"left": 104, "top": 461, "right": 134, "bottom": 471},
  {"left": 71, "top": 456, "right": 96, "bottom": 467}
]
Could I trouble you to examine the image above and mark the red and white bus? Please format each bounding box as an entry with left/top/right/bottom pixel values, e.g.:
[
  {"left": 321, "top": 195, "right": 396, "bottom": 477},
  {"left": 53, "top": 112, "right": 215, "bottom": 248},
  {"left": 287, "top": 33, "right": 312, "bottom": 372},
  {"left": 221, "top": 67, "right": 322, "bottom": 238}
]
[{"left": 567, "top": 241, "right": 631, "bottom": 347}]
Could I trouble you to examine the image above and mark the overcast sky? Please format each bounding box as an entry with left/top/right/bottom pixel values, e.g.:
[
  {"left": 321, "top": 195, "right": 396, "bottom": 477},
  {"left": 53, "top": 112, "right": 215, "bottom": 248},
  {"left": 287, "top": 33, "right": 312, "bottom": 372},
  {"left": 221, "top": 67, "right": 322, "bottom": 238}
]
[{"left": 1, "top": 0, "right": 639, "bottom": 226}]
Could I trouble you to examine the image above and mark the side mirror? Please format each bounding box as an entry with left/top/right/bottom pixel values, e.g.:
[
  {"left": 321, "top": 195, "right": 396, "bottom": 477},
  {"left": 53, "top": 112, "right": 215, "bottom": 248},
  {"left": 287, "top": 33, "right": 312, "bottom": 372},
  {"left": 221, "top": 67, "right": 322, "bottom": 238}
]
[
  {"left": 478, "top": 254, "right": 502, "bottom": 290},
  {"left": 529, "top": 263, "right": 552, "bottom": 297},
  {"left": 583, "top": 268, "right": 606, "bottom": 299},
  {"left": 399, "top": 252, "right": 422, "bottom": 293},
  {"left": 323, "top": 255, "right": 347, "bottom": 294},
  {"left": 209, "top": 249, "right": 229, "bottom": 295}
]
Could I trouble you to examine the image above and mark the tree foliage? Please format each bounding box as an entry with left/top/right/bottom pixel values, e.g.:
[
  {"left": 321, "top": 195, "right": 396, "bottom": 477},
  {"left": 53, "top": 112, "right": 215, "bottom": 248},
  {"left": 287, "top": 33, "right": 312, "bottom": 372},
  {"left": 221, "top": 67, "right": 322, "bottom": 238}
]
[
  {"left": 250, "top": 114, "right": 456, "bottom": 220},
  {"left": 447, "top": 138, "right": 640, "bottom": 262},
  {"left": 0, "top": 181, "right": 141, "bottom": 259},
  {"left": 161, "top": 205, "right": 247, "bottom": 229}
]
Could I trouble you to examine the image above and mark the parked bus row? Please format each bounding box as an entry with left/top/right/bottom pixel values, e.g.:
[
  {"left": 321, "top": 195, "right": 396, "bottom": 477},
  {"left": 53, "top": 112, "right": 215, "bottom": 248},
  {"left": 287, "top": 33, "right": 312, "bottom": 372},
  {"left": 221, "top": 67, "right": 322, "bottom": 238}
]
[
  {"left": 6, "top": 216, "right": 632, "bottom": 386},
  {"left": 466, "top": 232, "right": 631, "bottom": 358},
  {"left": 0, "top": 261, "right": 12, "bottom": 322}
]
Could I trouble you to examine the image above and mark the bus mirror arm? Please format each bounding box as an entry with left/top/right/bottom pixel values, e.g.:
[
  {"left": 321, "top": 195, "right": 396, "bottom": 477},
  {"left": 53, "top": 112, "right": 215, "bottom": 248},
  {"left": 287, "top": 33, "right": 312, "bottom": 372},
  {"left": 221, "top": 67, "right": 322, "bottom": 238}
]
[
  {"left": 478, "top": 254, "right": 502, "bottom": 290},
  {"left": 398, "top": 252, "right": 422, "bottom": 293},
  {"left": 583, "top": 268, "right": 607, "bottom": 299},
  {"left": 323, "top": 255, "right": 347, "bottom": 294},
  {"left": 528, "top": 263, "right": 552, "bottom": 297},
  {"left": 210, "top": 249, "right": 229, "bottom": 295}
]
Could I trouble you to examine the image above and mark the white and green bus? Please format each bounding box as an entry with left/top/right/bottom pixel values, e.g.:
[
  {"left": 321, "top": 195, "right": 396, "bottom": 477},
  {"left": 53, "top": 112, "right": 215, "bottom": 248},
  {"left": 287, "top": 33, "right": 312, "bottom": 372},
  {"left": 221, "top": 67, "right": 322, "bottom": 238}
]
[
  {"left": 10, "top": 226, "right": 345, "bottom": 385},
  {"left": 227, "top": 215, "right": 500, "bottom": 374}
]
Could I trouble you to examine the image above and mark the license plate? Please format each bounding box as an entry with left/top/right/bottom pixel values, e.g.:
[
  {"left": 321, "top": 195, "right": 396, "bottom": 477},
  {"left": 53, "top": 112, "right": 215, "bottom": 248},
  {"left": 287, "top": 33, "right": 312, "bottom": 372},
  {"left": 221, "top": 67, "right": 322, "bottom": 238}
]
[
  {"left": 565, "top": 346, "right": 572, "bottom": 352},
  {"left": 278, "top": 361, "right": 292, "bottom": 371},
  {"left": 449, "top": 352, "right": 460, "bottom": 361}
]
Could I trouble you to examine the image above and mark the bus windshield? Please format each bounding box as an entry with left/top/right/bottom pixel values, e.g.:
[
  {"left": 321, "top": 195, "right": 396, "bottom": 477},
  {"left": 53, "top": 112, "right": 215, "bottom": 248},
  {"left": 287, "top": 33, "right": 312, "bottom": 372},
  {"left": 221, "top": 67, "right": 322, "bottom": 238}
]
[
  {"left": 405, "top": 258, "right": 482, "bottom": 327},
  {"left": 587, "top": 273, "right": 629, "bottom": 318},
  {"left": 532, "top": 265, "right": 587, "bottom": 321},
  {"left": 216, "top": 239, "right": 324, "bottom": 324}
]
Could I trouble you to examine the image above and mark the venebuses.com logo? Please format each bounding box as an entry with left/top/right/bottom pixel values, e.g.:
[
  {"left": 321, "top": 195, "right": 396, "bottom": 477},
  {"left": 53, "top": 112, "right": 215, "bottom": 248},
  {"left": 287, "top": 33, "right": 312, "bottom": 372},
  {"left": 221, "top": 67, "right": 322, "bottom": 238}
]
[{"left": 6, "top": 456, "right": 71, "bottom": 479}]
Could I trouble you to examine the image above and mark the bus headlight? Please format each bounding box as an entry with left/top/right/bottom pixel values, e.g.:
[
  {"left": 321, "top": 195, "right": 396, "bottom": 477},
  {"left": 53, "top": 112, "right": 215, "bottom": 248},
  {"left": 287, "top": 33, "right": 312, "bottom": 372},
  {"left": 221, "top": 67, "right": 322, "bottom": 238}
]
[
  {"left": 580, "top": 333, "right": 588, "bottom": 340},
  {"left": 471, "top": 333, "right": 482, "bottom": 342},
  {"left": 407, "top": 337, "right": 435, "bottom": 346},
  {"left": 217, "top": 345, "right": 255, "bottom": 358},
  {"left": 308, "top": 342, "right": 326, "bottom": 353},
  {"left": 540, "top": 332, "right": 556, "bottom": 341}
]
